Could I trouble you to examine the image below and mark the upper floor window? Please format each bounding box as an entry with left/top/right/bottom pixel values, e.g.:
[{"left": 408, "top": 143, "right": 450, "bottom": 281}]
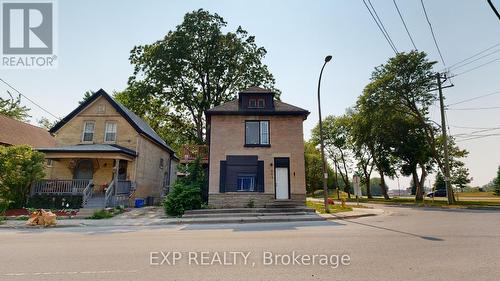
[
  {"left": 245, "top": 120, "right": 269, "bottom": 146},
  {"left": 160, "top": 158, "right": 164, "bottom": 169},
  {"left": 248, "top": 98, "right": 265, "bottom": 109},
  {"left": 82, "top": 121, "right": 95, "bottom": 142},
  {"left": 104, "top": 122, "right": 117, "bottom": 142}
]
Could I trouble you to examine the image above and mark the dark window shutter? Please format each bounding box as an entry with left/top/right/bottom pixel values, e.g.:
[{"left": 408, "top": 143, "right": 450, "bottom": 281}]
[
  {"left": 219, "top": 161, "right": 227, "bottom": 193},
  {"left": 257, "top": 161, "right": 264, "bottom": 192}
]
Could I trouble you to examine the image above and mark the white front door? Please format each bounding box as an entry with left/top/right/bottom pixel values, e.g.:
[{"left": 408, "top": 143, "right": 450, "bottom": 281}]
[{"left": 275, "top": 167, "right": 289, "bottom": 199}]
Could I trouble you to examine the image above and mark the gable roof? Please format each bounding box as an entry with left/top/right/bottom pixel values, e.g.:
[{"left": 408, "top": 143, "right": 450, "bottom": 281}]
[
  {"left": 0, "top": 115, "right": 56, "bottom": 147},
  {"left": 50, "top": 89, "right": 177, "bottom": 157}
]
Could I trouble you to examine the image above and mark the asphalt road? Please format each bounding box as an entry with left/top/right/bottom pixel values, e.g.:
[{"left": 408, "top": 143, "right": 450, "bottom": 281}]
[{"left": 1, "top": 205, "right": 499, "bottom": 281}]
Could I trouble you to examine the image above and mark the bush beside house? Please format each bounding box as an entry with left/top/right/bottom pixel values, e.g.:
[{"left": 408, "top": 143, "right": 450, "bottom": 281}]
[
  {"left": 0, "top": 145, "right": 45, "bottom": 209},
  {"left": 163, "top": 158, "right": 205, "bottom": 217}
]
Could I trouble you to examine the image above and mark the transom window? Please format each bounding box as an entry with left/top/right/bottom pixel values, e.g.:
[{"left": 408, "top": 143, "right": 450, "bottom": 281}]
[
  {"left": 104, "top": 122, "right": 117, "bottom": 142},
  {"left": 237, "top": 174, "right": 256, "bottom": 191},
  {"left": 82, "top": 121, "right": 95, "bottom": 142},
  {"left": 245, "top": 121, "right": 269, "bottom": 146}
]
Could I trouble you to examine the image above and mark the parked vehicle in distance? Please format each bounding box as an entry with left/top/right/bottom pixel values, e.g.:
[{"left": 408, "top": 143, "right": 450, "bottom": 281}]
[{"left": 426, "top": 189, "right": 447, "bottom": 197}]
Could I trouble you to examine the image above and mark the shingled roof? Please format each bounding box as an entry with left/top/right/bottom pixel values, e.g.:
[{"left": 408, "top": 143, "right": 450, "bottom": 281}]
[
  {"left": 0, "top": 115, "right": 56, "bottom": 147},
  {"left": 50, "top": 89, "right": 177, "bottom": 157},
  {"left": 206, "top": 87, "right": 309, "bottom": 119}
]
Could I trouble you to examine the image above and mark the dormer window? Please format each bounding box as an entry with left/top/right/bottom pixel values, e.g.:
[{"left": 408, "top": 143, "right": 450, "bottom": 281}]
[{"left": 248, "top": 98, "right": 265, "bottom": 109}]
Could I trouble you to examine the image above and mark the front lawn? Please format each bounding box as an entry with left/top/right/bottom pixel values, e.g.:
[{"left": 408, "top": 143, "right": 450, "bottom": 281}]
[{"left": 306, "top": 200, "right": 353, "bottom": 214}]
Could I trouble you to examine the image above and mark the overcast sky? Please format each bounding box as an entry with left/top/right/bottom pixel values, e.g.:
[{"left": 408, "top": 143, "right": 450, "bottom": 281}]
[{"left": 1, "top": 0, "right": 499, "bottom": 189}]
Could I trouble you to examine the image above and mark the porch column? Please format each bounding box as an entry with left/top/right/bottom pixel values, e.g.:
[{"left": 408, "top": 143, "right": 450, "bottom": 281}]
[{"left": 114, "top": 158, "right": 119, "bottom": 197}]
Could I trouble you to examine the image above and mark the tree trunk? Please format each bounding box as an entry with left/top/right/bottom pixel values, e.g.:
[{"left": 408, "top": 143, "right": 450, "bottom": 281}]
[
  {"left": 413, "top": 169, "right": 424, "bottom": 201},
  {"left": 379, "top": 170, "right": 390, "bottom": 200},
  {"left": 365, "top": 175, "right": 372, "bottom": 199}
]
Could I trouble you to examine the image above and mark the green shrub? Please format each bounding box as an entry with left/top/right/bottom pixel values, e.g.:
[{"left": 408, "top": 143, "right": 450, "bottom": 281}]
[
  {"left": 163, "top": 158, "right": 205, "bottom": 217},
  {"left": 0, "top": 145, "right": 45, "bottom": 208},
  {"left": 88, "top": 209, "right": 114, "bottom": 219},
  {"left": 27, "top": 195, "right": 83, "bottom": 209},
  {"left": 0, "top": 198, "right": 8, "bottom": 215},
  {"left": 163, "top": 182, "right": 202, "bottom": 217}
]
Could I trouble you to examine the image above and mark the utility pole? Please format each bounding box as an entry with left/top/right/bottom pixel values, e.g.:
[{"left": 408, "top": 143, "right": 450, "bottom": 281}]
[{"left": 437, "top": 73, "right": 455, "bottom": 204}]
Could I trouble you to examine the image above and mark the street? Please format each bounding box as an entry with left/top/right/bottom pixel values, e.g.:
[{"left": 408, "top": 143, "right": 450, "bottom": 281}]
[{"left": 1, "top": 205, "right": 499, "bottom": 281}]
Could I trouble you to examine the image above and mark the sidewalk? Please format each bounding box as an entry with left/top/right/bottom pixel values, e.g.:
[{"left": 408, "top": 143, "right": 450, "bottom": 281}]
[{"left": 0, "top": 204, "right": 384, "bottom": 229}]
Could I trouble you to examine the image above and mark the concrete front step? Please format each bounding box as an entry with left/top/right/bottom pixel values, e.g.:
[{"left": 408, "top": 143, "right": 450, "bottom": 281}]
[
  {"left": 182, "top": 211, "right": 313, "bottom": 218},
  {"left": 74, "top": 208, "right": 102, "bottom": 219},
  {"left": 178, "top": 214, "right": 325, "bottom": 224},
  {"left": 184, "top": 207, "right": 315, "bottom": 215},
  {"left": 265, "top": 200, "right": 306, "bottom": 208}
]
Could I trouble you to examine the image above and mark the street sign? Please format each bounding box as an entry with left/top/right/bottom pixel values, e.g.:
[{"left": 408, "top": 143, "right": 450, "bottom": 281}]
[{"left": 353, "top": 175, "right": 362, "bottom": 197}]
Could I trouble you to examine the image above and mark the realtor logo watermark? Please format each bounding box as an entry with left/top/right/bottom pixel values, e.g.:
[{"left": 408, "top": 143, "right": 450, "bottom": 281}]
[{"left": 1, "top": 1, "right": 57, "bottom": 68}]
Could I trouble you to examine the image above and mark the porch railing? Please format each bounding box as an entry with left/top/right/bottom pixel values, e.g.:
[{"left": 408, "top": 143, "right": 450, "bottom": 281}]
[
  {"left": 32, "top": 179, "right": 91, "bottom": 195},
  {"left": 104, "top": 179, "right": 116, "bottom": 208},
  {"left": 179, "top": 144, "right": 209, "bottom": 163},
  {"left": 82, "top": 181, "right": 94, "bottom": 206}
]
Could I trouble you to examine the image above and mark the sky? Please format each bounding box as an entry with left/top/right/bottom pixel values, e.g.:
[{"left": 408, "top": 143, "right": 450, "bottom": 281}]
[{"left": 1, "top": 0, "right": 499, "bottom": 189}]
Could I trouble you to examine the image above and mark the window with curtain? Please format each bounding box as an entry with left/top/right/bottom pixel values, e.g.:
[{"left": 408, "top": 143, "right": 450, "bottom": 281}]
[
  {"left": 82, "top": 121, "right": 95, "bottom": 142},
  {"left": 104, "top": 122, "right": 117, "bottom": 142}
]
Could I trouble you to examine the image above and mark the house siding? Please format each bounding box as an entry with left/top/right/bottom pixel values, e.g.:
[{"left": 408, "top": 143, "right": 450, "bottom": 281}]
[
  {"left": 208, "top": 114, "right": 306, "bottom": 208},
  {"left": 42, "top": 95, "right": 175, "bottom": 203}
]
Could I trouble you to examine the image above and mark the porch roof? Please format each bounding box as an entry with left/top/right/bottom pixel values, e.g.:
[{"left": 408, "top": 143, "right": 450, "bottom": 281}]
[{"left": 37, "top": 144, "right": 137, "bottom": 158}]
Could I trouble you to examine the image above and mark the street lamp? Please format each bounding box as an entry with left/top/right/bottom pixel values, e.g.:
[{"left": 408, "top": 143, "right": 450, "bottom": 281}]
[{"left": 317, "top": 55, "right": 332, "bottom": 213}]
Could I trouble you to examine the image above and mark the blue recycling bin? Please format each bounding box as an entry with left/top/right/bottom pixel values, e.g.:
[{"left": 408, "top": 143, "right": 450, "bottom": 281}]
[{"left": 134, "top": 198, "right": 145, "bottom": 208}]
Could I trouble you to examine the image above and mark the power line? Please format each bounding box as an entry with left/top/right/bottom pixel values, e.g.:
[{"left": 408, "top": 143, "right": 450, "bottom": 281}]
[
  {"left": 420, "top": 0, "right": 446, "bottom": 67},
  {"left": 393, "top": 0, "right": 417, "bottom": 50},
  {"left": 455, "top": 133, "right": 500, "bottom": 142},
  {"left": 448, "top": 106, "right": 500, "bottom": 111},
  {"left": 450, "top": 125, "right": 500, "bottom": 130},
  {"left": 448, "top": 48, "right": 500, "bottom": 71},
  {"left": 446, "top": 42, "right": 500, "bottom": 70},
  {"left": 447, "top": 90, "right": 500, "bottom": 106},
  {"left": 451, "top": 56, "right": 500, "bottom": 77},
  {"left": 453, "top": 127, "right": 500, "bottom": 137},
  {"left": 0, "top": 78, "right": 60, "bottom": 120},
  {"left": 368, "top": 0, "right": 399, "bottom": 52},
  {"left": 362, "top": 0, "right": 398, "bottom": 54}
]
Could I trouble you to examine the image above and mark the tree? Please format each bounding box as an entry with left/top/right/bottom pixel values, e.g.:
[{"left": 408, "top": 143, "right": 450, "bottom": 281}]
[
  {"left": 494, "top": 166, "right": 500, "bottom": 196},
  {"left": 37, "top": 117, "right": 57, "bottom": 130},
  {"left": 79, "top": 90, "right": 94, "bottom": 105},
  {"left": 312, "top": 115, "right": 354, "bottom": 198},
  {"left": 119, "top": 9, "right": 278, "bottom": 144},
  {"left": 304, "top": 141, "right": 323, "bottom": 195},
  {"left": 0, "top": 146, "right": 45, "bottom": 208},
  {"left": 434, "top": 172, "right": 446, "bottom": 191},
  {"left": 0, "top": 91, "right": 30, "bottom": 121}
]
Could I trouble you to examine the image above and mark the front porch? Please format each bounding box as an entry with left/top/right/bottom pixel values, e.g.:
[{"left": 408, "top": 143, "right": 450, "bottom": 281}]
[
  {"left": 35, "top": 144, "right": 138, "bottom": 208},
  {"left": 31, "top": 179, "right": 134, "bottom": 208}
]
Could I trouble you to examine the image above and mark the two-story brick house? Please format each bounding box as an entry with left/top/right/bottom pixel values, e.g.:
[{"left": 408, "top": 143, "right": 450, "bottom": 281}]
[
  {"left": 206, "top": 87, "right": 309, "bottom": 208},
  {"left": 34, "top": 89, "right": 178, "bottom": 208}
]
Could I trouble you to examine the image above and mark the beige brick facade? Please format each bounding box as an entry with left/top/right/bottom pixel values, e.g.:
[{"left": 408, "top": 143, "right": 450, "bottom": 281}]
[
  {"left": 208, "top": 114, "right": 306, "bottom": 208},
  {"left": 43, "top": 95, "right": 175, "bottom": 201}
]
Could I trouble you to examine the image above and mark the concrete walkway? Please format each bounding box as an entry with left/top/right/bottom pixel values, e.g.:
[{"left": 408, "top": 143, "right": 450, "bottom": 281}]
[{"left": 0, "top": 204, "right": 384, "bottom": 229}]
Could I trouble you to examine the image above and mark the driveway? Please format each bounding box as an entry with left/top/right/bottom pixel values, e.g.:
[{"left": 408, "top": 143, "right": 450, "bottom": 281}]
[{"left": 0, "top": 205, "right": 499, "bottom": 281}]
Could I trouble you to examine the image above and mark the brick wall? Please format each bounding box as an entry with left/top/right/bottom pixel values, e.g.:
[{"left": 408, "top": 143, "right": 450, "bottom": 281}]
[{"left": 208, "top": 114, "right": 306, "bottom": 204}]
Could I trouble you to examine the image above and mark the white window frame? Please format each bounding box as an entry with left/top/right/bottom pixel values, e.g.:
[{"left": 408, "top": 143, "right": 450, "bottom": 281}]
[
  {"left": 82, "top": 121, "right": 95, "bottom": 143},
  {"left": 260, "top": 121, "right": 269, "bottom": 145},
  {"left": 104, "top": 121, "right": 117, "bottom": 142}
]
